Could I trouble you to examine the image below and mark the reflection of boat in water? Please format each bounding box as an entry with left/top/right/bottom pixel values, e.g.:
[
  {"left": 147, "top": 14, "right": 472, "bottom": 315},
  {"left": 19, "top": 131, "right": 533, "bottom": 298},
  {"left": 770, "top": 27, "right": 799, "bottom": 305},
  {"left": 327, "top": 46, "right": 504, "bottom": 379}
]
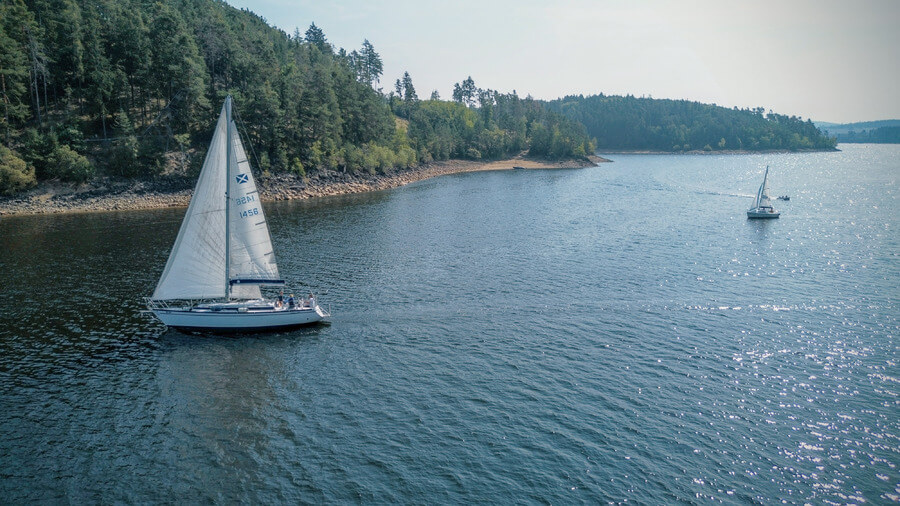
[
  {"left": 747, "top": 165, "right": 780, "bottom": 219},
  {"left": 147, "top": 96, "right": 329, "bottom": 331}
]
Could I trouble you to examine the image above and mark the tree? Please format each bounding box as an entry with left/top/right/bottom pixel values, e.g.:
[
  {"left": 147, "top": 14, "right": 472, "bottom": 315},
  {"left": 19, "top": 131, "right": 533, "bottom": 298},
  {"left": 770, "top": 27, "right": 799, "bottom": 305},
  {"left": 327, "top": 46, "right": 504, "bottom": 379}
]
[
  {"left": 80, "top": 1, "right": 115, "bottom": 138},
  {"left": 106, "top": 3, "right": 150, "bottom": 114},
  {"left": 0, "top": 0, "right": 31, "bottom": 142},
  {"left": 452, "top": 76, "right": 476, "bottom": 107},
  {"left": 25, "top": 0, "right": 85, "bottom": 109},
  {"left": 147, "top": 3, "right": 209, "bottom": 134},
  {"left": 355, "top": 39, "right": 382, "bottom": 88},
  {"left": 0, "top": 145, "right": 35, "bottom": 195},
  {"left": 2, "top": 0, "right": 49, "bottom": 125},
  {"left": 305, "top": 23, "right": 328, "bottom": 51},
  {"left": 401, "top": 71, "right": 417, "bottom": 102}
]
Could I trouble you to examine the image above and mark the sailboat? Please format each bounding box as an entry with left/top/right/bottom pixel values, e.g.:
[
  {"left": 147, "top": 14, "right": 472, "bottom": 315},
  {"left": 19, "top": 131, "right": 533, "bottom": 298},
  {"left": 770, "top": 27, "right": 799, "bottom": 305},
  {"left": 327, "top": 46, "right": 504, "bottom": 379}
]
[
  {"left": 747, "top": 165, "right": 780, "bottom": 219},
  {"left": 147, "top": 96, "right": 328, "bottom": 330}
]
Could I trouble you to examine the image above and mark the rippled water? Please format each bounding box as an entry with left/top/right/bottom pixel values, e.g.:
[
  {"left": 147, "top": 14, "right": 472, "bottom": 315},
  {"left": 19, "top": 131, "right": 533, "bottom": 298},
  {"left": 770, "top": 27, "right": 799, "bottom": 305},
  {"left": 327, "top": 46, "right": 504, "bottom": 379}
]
[{"left": 1, "top": 144, "right": 897, "bottom": 502}]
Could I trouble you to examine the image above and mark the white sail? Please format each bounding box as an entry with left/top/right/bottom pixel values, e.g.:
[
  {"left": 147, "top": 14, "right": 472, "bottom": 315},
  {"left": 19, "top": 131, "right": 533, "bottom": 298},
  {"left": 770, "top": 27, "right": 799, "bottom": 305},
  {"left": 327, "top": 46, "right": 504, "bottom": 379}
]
[
  {"left": 152, "top": 97, "right": 281, "bottom": 301},
  {"left": 757, "top": 166, "right": 772, "bottom": 208},
  {"left": 226, "top": 113, "right": 280, "bottom": 299},
  {"left": 152, "top": 104, "right": 229, "bottom": 300},
  {"left": 751, "top": 165, "right": 772, "bottom": 209}
]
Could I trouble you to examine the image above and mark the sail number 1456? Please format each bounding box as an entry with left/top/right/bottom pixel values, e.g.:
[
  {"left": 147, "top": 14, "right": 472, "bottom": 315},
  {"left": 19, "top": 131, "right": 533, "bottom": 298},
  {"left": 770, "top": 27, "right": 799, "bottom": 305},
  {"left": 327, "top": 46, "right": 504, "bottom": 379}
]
[{"left": 239, "top": 207, "right": 259, "bottom": 218}]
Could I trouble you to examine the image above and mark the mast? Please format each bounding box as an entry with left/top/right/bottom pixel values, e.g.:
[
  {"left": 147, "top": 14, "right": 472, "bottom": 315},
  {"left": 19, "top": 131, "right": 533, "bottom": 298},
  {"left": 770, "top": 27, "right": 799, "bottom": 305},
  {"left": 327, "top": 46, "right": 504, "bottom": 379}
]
[{"left": 224, "top": 95, "right": 232, "bottom": 300}]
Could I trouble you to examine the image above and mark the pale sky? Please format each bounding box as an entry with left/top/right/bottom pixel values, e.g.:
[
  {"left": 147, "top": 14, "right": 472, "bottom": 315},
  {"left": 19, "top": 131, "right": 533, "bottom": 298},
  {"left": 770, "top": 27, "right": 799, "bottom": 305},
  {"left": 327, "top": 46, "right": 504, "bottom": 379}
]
[{"left": 225, "top": 0, "right": 899, "bottom": 124}]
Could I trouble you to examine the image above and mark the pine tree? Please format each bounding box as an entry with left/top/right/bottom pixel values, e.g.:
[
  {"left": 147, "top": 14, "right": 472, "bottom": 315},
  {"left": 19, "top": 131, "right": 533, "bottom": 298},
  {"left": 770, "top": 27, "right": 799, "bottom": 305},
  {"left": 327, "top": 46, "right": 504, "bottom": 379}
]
[
  {"left": 401, "top": 72, "right": 417, "bottom": 102},
  {"left": 304, "top": 23, "right": 328, "bottom": 51},
  {"left": 357, "top": 39, "right": 382, "bottom": 88},
  {"left": 0, "top": 0, "right": 31, "bottom": 143}
]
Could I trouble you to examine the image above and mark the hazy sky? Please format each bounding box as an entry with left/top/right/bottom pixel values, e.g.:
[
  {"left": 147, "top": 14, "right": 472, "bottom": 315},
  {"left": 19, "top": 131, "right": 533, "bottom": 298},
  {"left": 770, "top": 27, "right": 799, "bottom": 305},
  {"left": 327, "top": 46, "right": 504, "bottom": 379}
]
[{"left": 225, "top": 0, "right": 899, "bottom": 123}]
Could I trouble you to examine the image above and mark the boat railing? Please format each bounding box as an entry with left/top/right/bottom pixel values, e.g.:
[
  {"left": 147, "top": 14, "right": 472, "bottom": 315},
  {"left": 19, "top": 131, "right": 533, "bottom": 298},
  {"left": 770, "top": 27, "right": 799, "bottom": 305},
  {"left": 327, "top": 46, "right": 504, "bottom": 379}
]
[{"left": 144, "top": 298, "right": 195, "bottom": 311}]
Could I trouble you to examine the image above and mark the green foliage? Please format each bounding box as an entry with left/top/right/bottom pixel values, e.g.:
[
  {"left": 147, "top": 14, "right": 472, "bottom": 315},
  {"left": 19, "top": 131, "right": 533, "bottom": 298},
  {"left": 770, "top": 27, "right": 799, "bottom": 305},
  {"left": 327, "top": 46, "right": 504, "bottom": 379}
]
[
  {"left": 546, "top": 94, "right": 836, "bottom": 152},
  {"left": 290, "top": 157, "right": 306, "bottom": 178},
  {"left": 401, "top": 72, "right": 417, "bottom": 102},
  {"left": 0, "top": 145, "right": 36, "bottom": 195},
  {"left": 21, "top": 129, "right": 94, "bottom": 182},
  {"left": 452, "top": 77, "right": 477, "bottom": 107},
  {"left": 19, "top": 128, "right": 58, "bottom": 179},
  {"left": 304, "top": 23, "right": 328, "bottom": 51},
  {"left": 3, "top": 0, "right": 832, "bottom": 199},
  {"left": 137, "top": 136, "right": 166, "bottom": 175},
  {"left": 0, "top": 0, "right": 32, "bottom": 140},
  {"left": 349, "top": 39, "right": 383, "bottom": 88},
  {"left": 108, "top": 135, "right": 138, "bottom": 177},
  {"left": 833, "top": 126, "right": 900, "bottom": 144},
  {"left": 49, "top": 144, "right": 94, "bottom": 182}
]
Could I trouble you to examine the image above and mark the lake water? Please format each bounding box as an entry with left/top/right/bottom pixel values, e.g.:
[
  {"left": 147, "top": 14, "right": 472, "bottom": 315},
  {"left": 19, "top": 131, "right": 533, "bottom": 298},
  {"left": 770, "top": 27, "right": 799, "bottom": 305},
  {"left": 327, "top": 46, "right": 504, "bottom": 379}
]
[{"left": 1, "top": 144, "right": 897, "bottom": 503}]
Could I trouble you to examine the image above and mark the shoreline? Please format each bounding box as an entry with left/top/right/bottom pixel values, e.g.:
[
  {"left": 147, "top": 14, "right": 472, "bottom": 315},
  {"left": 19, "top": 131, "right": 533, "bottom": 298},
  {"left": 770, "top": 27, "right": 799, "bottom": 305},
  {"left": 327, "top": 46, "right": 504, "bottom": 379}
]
[
  {"left": 0, "top": 155, "right": 608, "bottom": 217},
  {"left": 598, "top": 147, "right": 840, "bottom": 155}
]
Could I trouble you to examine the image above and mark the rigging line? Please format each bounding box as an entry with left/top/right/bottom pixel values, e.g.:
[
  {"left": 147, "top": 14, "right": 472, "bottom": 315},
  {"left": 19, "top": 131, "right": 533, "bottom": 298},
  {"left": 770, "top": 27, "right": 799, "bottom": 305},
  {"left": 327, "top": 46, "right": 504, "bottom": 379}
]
[{"left": 232, "top": 106, "right": 265, "bottom": 176}]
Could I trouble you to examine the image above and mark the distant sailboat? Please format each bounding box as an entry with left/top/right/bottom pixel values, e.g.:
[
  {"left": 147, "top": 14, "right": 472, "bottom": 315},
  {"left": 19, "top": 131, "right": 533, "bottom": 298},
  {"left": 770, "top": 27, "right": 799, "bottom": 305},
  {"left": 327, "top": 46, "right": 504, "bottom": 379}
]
[
  {"left": 747, "top": 165, "right": 780, "bottom": 219},
  {"left": 147, "top": 96, "right": 328, "bottom": 330}
]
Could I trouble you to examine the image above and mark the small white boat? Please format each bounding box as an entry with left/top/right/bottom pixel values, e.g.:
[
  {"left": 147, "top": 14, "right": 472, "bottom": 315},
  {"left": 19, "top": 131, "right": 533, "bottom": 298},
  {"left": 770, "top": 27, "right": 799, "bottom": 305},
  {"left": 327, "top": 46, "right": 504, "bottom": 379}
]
[
  {"left": 147, "top": 96, "right": 328, "bottom": 331},
  {"left": 747, "top": 165, "right": 780, "bottom": 219}
]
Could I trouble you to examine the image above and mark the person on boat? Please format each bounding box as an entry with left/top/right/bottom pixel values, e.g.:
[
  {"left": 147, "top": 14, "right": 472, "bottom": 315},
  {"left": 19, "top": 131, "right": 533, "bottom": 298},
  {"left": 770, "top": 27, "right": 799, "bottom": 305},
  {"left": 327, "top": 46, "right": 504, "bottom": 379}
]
[
  {"left": 276, "top": 290, "right": 284, "bottom": 308},
  {"left": 308, "top": 293, "right": 316, "bottom": 309},
  {"left": 288, "top": 294, "right": 295, "bottom": 308}
]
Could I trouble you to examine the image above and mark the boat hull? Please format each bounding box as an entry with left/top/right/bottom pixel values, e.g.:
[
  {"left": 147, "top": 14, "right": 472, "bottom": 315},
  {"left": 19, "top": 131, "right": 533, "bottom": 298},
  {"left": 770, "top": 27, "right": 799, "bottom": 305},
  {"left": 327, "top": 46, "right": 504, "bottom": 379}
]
[
  {"left": 152, "top": 306, "right": 327, "bottom": 331},
  {"left": 747, "top": 207, "right": 780, "bottom": 219}
]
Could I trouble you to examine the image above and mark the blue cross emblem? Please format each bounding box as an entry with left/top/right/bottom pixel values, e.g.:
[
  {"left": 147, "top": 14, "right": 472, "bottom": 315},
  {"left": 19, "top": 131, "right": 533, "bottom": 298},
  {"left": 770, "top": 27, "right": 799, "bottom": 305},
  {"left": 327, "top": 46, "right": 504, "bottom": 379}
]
[{"left": 235, "top": 173, "right": 249, "bottom": 184}]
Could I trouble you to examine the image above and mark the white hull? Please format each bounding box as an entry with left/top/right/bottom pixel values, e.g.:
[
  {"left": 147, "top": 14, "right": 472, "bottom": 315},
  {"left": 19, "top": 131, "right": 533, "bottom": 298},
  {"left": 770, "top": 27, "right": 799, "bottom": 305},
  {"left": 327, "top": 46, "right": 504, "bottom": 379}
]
[
  {"left": 747, "top": 206, "right": 780, "bottom": 219},
  {"left": 152, "top": 305, "right": 327, "bottom": 331}
]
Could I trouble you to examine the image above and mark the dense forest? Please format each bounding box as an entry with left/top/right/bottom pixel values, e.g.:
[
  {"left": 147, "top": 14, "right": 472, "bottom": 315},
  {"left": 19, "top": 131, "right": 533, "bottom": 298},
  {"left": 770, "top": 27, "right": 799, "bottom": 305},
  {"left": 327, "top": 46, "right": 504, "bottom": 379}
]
[
  {"left": 0, "top": 0, "right": 595, "bottom": 195},
  {"left": 545, "top": 95, "right": 837, "bottom": 153},
  {"left": 831, "top": 127, "right": 900, "bottom": 143},
  {"left": 817, "top": 120, "right": 900, "bottom": 144}
]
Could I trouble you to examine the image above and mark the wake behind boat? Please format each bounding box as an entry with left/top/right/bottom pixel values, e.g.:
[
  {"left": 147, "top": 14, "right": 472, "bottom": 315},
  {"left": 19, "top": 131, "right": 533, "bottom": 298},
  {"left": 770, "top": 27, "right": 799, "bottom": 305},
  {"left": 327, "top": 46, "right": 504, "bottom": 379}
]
[
  {"left": 747, "top": 165, "right": 780, "bottom": 219},
  {"left": 147, "top": 96, "right": 328, "bottom": 331}
]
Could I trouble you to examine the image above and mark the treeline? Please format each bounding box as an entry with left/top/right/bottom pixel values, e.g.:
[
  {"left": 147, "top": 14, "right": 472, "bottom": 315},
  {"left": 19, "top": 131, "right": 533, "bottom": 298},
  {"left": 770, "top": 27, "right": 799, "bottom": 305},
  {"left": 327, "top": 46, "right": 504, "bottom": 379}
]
[
  {"left": 833, "top": 127, "right": 900, "bottom": 144},
  {"left": 0, "top": 0, "right": 595, "bottom": 195},
  {"left": 545, "top": 94, "right": 837, "bottom": 152},
  {"left": 391, "top": 75, "right": 595, "bottom": 161}
]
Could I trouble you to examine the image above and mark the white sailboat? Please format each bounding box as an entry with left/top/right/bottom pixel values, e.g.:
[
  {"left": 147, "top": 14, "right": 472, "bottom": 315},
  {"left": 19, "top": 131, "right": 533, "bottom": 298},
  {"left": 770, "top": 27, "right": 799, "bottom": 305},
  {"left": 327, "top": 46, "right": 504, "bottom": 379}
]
[
  {"left": 147, "top": 96, "right": 328, "bottom": 331},
  {"left": 747, "top": 165, "right": 780, "bottom": 219}
]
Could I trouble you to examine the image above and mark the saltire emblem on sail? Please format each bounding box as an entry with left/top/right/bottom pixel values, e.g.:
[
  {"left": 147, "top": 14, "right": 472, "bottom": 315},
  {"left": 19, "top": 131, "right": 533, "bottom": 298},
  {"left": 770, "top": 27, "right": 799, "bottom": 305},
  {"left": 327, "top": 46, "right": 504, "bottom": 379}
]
[{"left": 151, "top": 97, "right": 283, "bottom": 301}]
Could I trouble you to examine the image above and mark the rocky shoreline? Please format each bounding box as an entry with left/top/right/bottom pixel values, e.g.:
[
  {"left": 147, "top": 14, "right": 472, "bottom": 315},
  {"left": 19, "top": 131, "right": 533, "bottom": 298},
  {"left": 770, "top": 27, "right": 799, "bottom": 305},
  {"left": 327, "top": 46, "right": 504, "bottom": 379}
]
[{"left": 0, "top": 155, "right": 608, "bottom": 216}]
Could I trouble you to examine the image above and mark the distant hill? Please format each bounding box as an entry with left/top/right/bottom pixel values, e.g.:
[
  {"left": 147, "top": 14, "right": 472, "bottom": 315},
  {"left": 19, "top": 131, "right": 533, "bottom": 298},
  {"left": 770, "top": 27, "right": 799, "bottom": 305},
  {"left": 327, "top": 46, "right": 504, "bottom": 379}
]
[
  {"left": 546, "top": 95, "right": 837, "bottom": 152},
  {"left": 814, "top": 120, "right": 900, "bottom": 144}
]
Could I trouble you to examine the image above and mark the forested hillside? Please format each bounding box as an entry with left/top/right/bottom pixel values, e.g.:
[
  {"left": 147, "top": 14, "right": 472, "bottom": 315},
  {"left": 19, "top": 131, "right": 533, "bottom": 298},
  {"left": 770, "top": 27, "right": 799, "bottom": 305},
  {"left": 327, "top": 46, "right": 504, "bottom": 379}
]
[
  {"left": 817, "top": 121, "right": 900, "bottom": 144},
  {"left": 546, "top": 95, "right": 837, "bottom": 153},
  {"left": 0, "top": 0, "right": 594, "bottom": 195},
  {"left": 831, "top": 127, "right": 900, "bottom": 144}
]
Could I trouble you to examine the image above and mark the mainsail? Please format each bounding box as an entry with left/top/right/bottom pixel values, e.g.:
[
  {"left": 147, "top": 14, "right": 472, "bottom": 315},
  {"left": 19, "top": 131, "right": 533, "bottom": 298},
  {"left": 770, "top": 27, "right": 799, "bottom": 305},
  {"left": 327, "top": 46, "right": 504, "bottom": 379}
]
[
  {"left": 152, "top": 97, "right": 280, "bottom": 301},
  {"left": 754, "top": 166, "right": 772, "bottom": 209}
]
